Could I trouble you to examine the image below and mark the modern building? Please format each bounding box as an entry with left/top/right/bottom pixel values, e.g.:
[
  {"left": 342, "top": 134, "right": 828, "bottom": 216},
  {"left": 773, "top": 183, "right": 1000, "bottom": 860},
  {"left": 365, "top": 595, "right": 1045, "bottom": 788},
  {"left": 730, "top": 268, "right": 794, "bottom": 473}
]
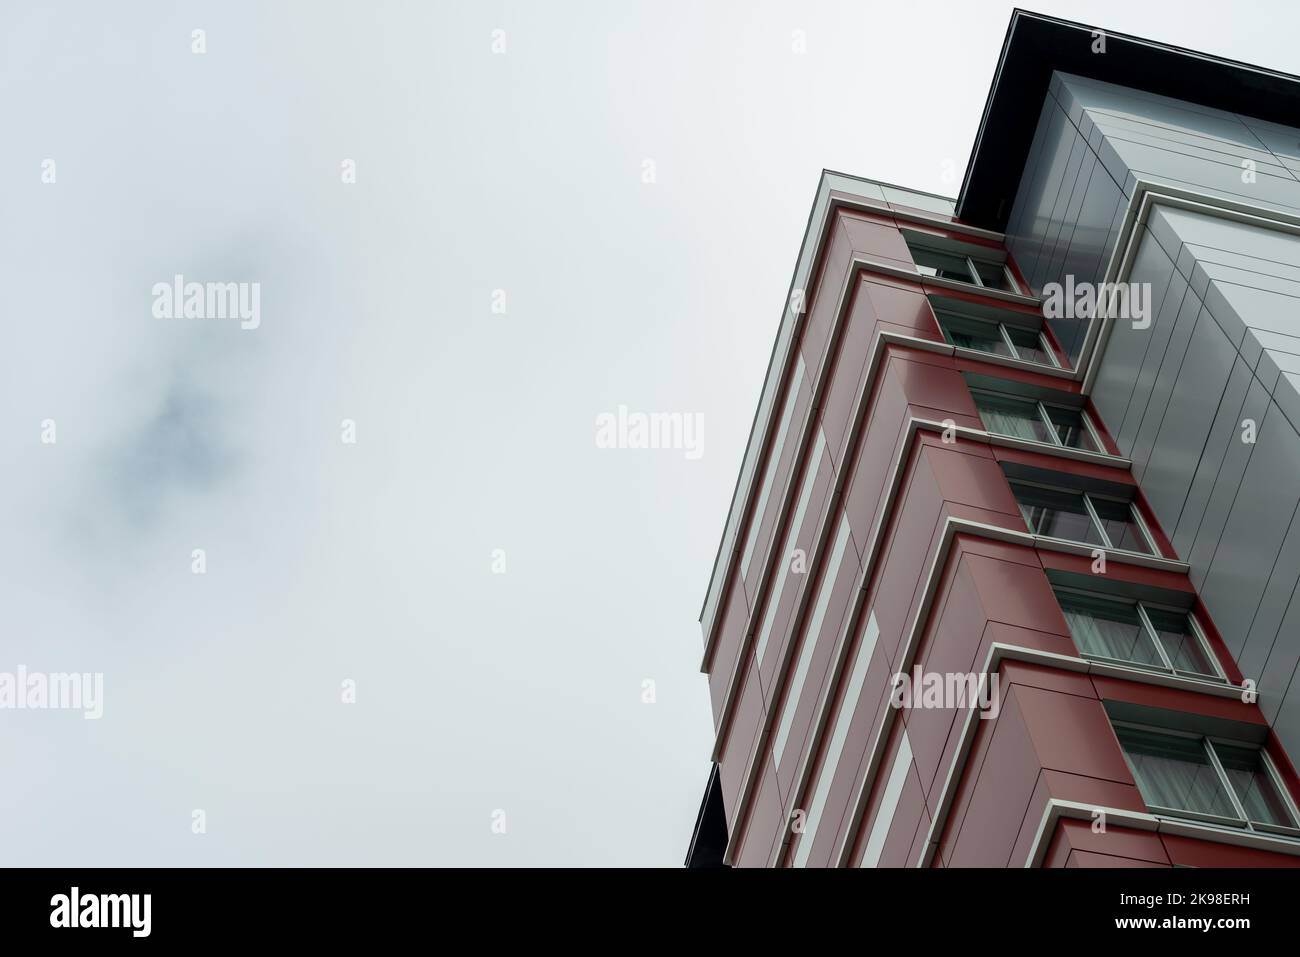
[{"left": 687, "top": 10, "right": 1300, "bottom": 868}]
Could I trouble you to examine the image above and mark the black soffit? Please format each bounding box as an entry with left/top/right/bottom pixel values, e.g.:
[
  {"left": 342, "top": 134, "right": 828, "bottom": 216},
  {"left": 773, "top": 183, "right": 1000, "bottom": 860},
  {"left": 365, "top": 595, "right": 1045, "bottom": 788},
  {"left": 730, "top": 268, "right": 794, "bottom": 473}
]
[{"left": 957, "top": 9, "right": 1300, "bottom": 231}]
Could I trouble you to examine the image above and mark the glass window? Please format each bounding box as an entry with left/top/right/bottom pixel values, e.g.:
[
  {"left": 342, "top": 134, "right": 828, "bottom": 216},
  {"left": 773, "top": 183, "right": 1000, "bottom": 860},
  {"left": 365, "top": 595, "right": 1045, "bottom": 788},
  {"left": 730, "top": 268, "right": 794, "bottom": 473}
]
[
  {"left": 1056, "top": 590, "right": 1222, "bottom": 679},
  {"left": 1011, "top": 483, "right": 1154, "bottom": 555},
  {"left": 1115, "top": 726, "right": 1299, "bottom": 831},
  {"left": 1143, "top": 607, "right": 1217, "bottom": 678},
  {"left": 973, "top": 392, "right": 1054, "bottom": 443},
  {"left": 935, "top": 311, "right": 1055, "bottom": 367},
  {"left": 974, "top": 391, "right": 1102, "bottom": 451},
  {"left": 1013, "top": 484, "right": 1106, "bottom": 546},
  {"left": 1043, "top": 405, "right": 1100, "bottom": 452},
  {"left": 1058, "top": 593, "right": 1165, "bottom": 669},
  {"left": 1215, "top": 744, "right": 1295, "bottom": 828},
  {"left": 908, "top": 240, "right": 1019, "bottom": 293},
  {"left": 1116, "top": 727, "right": 1239, "bottom": 820},
  {"left": 1004, "top": 326, "right": 1054, "bottom": 365},
  {"left": 911, "top": 246, "right": 976, "bottom": 283},
  {"left": 937, "top": 315, "right": 1012, "bottom": 357},
  {"left": 972, "top": 259, "right": 1016, "bottom": 291},
  {"left": 1089, "top": 496, "right": 1153, "bottom": 555}
]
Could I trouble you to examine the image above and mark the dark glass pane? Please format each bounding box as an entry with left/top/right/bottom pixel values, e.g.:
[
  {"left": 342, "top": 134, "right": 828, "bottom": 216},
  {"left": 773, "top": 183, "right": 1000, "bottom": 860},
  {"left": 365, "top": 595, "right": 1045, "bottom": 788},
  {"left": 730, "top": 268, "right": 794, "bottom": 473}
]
[
  {"left": 1005, "top": 326, "right": 1054, "bottom": 365},
  {"left": 1144, "top": 607, "right": 1216, "bottom": 677},
  {"left": 937, "top": 314, "right": 1012, "bottom": 357},
  {"left": 973, "top": 392, "right": 1054, "bottom": 443},
  {"left": 911, "top": 246, "right": 975, "bottom": 283},
  {"left": 1115, "top": 727, "right": 1237, "bottom": 819},
  {"left": 1012, "top": 484, "right": 1104, "bottom": 545},
  {"left": 1043, "top": 405, "right": 1100, "bottom": 452},
  {"left": 1089, "top": 497, "right": 1153, "bottom": 555},
  {"left": 1215, "top": 743, "right": 1295, "bottom": 827},
  {"left": 972, "top": 259, "right": 1015, "bottom": 291},
  {"left": 1057, "top": 592, "right": 1163, "bottom": 667}
]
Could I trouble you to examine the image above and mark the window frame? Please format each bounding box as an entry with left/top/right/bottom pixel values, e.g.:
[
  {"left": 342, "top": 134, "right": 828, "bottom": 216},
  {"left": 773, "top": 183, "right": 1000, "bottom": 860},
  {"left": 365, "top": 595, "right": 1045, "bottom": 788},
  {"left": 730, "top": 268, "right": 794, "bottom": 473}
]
[
  {"left": 997, "top": 323, "right": 1059, "bottom": 367},
  {"left": 971, "top": 388, "right": 1104, "bottom": 452},
  {"left": 1082, "top": 491, "right": 1158, "bottom": 554},
  {"left": 934, "top": 310, "right": 1059, "bottom": 368},
  {"left": 1010, "top": 478, "right": 1158, "bottom": 556},
  {"left": 908, "top": 241, "right": 1021, "bottom": 294},
  {"left": 1053, "top": 586, "right": 1225, "bottom": 682},
  {"left": 967, "top": 255, "right": 1020, "bottom": 293},
  {"left": 1114, "top": 721, "right": 1300, "bottom": 836},
  {"left": 1042, "top": 401, "right": 1106, "bottom": 452}
]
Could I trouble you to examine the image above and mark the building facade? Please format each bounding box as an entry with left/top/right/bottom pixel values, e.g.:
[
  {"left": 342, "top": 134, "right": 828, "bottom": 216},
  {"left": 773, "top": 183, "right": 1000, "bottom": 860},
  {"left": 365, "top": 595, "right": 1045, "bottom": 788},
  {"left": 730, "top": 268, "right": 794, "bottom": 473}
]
[{"left": 687, "top": 11, "right": 1300, "bottom": 868}]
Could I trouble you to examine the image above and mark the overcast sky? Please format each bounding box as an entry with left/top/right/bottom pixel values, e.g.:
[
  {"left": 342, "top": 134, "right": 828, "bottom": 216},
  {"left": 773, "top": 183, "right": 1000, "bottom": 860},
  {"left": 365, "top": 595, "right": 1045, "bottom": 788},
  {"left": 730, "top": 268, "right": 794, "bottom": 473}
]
[{"left": 3, "top": 0, "right": 1298, "bottom": 866}]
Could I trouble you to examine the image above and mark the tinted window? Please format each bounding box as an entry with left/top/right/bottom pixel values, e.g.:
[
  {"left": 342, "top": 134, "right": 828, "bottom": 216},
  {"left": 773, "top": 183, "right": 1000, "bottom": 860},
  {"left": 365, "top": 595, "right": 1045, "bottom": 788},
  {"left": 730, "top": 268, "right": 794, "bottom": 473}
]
[
  {"left": 1005, "top": 326, "right": 1053, "bottom": 365},
  {"left": 911, "top": 247, "right": 974, "bottom": 283},
  {"left": 1013, "top": 484, "right": 1104, "bottom": 546},
  {"left": 937, "top": 315, "right": 1012, "bottom": 357},
  {"left": 1043, "top": 405, "right": 1099, "bottom": 451},
  {"left": 1090, "top": 497, "right": 1152, "bottom": 555},
  {"left": 973, "top": 392, "right": 1053, "bottom": 443}
]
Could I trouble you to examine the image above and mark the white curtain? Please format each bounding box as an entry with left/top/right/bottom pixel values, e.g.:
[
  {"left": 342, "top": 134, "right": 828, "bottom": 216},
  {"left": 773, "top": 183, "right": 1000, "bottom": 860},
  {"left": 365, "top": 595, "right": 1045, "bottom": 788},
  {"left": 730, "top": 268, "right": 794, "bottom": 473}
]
[{"left": 1118, "top": 727, "right": 1236, "bottom": 819}]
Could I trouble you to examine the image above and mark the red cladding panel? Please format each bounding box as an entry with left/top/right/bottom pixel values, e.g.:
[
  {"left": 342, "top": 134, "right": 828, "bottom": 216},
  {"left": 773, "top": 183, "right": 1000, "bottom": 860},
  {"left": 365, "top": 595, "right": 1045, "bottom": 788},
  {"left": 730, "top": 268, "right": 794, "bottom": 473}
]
[
  {"left": 842, "top": 369, "right": 910, "bottom": 548},
  {"left": 800, "top": 224, "right": 855, "bottom": 387},
  {"left": 922, "top": 444, "right": 1023, "bottom": 517},
  {"left": 818, "top": 280, "right": 879, "bottom": 466},
  {"left": 1040, "top": 769, "right": 1147, "bottom": 813},
  {"left": 1053, "top": 819, "right": 1169, "bottom": 865},
  {"left": 734, "top": 757, "right": 784, "bottom": 867},
  {"left": 893, "top": 355, "right": 980, "bottom": 415},
  {"left": 706, "top": 584, "right": 750, "bottom": 728},
  {"left": 944, "top": 690, "right": 1042, "bottom": 867},
  {"left": 903, "top": 559, "right": 986, "bottom": 797},
  {"left": 864, "top": 280, "right": 935, "bottom": 334},
  {"left": 755, "top": 440, "right": 836, "bottom": 698},
  {"left": 964, "top": 552, "right": 1072, "bottom": 635},
  {"left": 742, "top": 364, "right": 814, "bottom": 608},
  {"left": 774, "top": 525, "right": 862, "bottom": 794},
  {"left": 798, "top": 652, "right": 893, "bottom": 867},
  {"left": 1015, "top": 683, "right": 1133, "bottom": 784},
  {"left": 1161, "top": 833, "right": 1300, "bottom": 867},
  {"left": 718, "top": 660, "right": 767, "bottom": 823},
  {"left": 838, "top": 211, "right": 915, "bottom": 266}
]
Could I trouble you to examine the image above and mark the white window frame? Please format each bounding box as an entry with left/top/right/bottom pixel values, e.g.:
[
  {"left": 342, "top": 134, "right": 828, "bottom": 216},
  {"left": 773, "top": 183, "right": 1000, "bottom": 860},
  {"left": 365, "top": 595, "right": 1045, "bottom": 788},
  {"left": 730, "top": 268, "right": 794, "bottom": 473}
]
[
  {"left": 1114, "top": 721, "right": 1300, "bottom": 836},
  {"left": 997, "top": 323, "right": 1059, "bottom": 367},
  {"left": 1081, "top": 491, "right": 1158, "bottom": 555},
  {"left": 1011, "top": 479, "right": 1158, "bottom": 556},
  {"left": 1043, "top": 400, "right": 1106, "bottom": 451},
  {"left": 1054, "top": 586, "right": 1225, "bottom": 681},
  {"left": 966, "top": 255, "right": 1021, "bottom": 294},
  {"left": 908, "top": 242, "right": 1021, "bottom": 294},
  {"left": 971, "top": 389, "right": 1103, "bottom": 452},
  {"left": 934, "top": 311, "right": 1058, "bottom": 368}
]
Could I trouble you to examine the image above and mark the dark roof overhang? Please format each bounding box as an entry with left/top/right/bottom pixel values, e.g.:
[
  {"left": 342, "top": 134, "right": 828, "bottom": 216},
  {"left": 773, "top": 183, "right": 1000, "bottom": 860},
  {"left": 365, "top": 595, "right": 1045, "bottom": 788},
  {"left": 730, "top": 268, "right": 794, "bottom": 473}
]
[{"left": 958, "top": 9, "right": 1300, "bottom": 230}]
